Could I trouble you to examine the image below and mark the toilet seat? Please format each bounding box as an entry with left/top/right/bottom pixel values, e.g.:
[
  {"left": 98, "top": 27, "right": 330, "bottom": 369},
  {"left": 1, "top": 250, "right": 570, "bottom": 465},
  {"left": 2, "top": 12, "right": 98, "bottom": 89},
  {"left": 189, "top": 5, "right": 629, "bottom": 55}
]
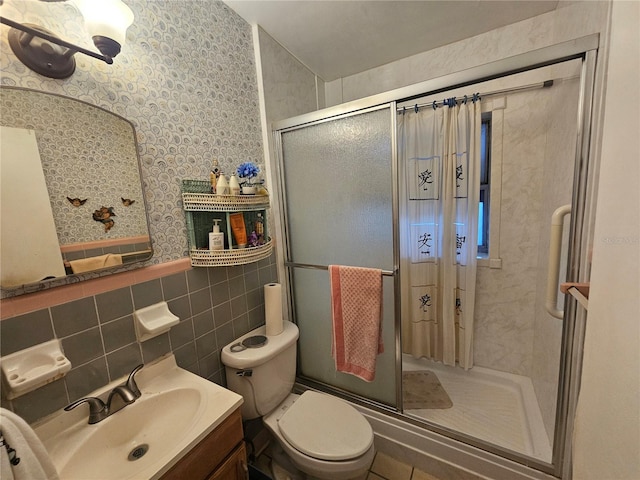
[{"left": 277, "top": 391, "right": 373, "bottom": 461}]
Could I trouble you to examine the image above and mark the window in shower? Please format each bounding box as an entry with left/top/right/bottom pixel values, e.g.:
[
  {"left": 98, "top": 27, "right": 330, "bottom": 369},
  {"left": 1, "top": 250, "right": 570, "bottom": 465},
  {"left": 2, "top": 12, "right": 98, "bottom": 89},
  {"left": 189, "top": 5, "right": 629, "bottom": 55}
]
[{"left": 478, "top": 115, "right": 491, "bottom": 256}]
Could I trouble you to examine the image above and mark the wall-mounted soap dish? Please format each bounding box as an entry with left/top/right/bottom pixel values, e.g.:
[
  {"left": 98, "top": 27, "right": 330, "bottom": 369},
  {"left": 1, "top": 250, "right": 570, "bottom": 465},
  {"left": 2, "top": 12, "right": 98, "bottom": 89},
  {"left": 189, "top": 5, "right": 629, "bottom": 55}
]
[
  {"left": 134, "top": 301, "right": 180, "bottom": 342},
  {"left": 1, "top": 339, "right": 72, "bottom": 399}
]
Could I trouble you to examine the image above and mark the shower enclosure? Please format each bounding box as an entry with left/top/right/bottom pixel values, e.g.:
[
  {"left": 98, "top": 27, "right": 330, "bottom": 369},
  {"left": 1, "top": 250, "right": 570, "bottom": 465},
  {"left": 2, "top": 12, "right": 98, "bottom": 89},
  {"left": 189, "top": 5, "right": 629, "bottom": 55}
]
[{"left": 272, "top": 37, "right": 598, "bottom": 478}]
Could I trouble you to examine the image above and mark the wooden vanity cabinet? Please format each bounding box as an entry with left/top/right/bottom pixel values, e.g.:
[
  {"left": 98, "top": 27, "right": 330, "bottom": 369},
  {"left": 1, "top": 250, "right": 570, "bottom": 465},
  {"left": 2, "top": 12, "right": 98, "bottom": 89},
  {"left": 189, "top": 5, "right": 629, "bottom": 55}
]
[
  {"left": 160, "top": 408, "right": 248, "bottom": 480},
  {"left": 208, "top": 443, "right": 248, "bottom": 480}
]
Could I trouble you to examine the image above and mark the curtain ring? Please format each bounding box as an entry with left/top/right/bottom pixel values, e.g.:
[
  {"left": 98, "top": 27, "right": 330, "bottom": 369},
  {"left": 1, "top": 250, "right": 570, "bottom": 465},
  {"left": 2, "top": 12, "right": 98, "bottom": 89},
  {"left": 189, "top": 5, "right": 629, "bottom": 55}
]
[
  {"left": 414, "top": 104, "right": 419, "bottom": 113},
  {"left": 432, "top": 101, "right": 437, "bottom": 110},
  {"left": 402, "top": 106, "right": 406, "bottom": 115},
  {"left": 463, "top": 95, "right": 468, "bottom": 105}
]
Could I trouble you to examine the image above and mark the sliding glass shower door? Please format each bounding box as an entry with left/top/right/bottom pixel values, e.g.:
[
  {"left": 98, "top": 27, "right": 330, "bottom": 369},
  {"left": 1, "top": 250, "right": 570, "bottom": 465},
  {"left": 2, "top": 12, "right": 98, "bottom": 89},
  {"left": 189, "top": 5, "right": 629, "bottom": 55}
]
[
  {"left": 277, "top": 106, "right": 397, "bottom": 406},
  {"left": 271, "top": 38, "right": 599, "bottom": 478}
]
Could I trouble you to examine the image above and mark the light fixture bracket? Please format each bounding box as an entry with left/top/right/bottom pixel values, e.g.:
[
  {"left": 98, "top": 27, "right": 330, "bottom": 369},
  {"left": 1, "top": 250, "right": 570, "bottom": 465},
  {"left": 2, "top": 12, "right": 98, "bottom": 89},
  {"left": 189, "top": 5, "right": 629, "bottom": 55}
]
[
  {"left": 0, "top": 16, "right": 118, "bottom": 79},
  {"left": 7, "top": 23, "right": 76, "bottom": 79}
]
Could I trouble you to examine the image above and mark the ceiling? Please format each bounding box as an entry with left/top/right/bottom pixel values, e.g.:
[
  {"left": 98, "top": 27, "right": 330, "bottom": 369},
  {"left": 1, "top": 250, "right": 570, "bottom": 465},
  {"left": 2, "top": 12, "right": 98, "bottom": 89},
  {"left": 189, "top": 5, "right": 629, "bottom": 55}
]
[{"left": 224, "top": 1, "right": 559, "bottom": 82}]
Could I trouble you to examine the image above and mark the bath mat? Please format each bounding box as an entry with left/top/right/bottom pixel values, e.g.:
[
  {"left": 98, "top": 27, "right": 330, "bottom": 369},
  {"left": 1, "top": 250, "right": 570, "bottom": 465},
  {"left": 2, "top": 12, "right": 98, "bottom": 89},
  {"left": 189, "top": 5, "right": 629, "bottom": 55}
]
[{"left": 403, "top": 370, "right": 453, "bottom": 409}]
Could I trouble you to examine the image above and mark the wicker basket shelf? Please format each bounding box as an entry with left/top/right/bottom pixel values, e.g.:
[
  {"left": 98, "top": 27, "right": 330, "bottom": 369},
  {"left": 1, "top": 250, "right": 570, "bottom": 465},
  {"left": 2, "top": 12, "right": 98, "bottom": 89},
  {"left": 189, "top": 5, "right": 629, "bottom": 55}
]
[
  {"left": 182, "top": 179, "right": 272, "bottom": 267},
  {"left": 189, "top": 239, "right": 273, "bottom": 267},
  {"left": 182, "top": 192, "right": 270, "bottom": 212},
  {"left": 181, "top": 179, "right": 270, "bottom": 211}
]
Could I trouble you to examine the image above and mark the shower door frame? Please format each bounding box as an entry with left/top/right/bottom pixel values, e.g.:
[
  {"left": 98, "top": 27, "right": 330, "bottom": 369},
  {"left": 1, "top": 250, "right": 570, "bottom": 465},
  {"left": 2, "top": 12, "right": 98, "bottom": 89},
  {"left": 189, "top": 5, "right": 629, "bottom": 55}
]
[
  {"left": 271, "top": 34, "right": 600, "bottom": 478},
  {"left": 274, "top": 103, "right": 402, "bottom": 408}
]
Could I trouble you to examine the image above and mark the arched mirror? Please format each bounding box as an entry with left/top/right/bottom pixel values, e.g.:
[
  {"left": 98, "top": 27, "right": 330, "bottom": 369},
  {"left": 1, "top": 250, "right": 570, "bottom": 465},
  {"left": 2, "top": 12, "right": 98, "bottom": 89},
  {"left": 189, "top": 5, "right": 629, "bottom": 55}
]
[{"left": 0, "top": 87, "right": 152, "bottom": 297}]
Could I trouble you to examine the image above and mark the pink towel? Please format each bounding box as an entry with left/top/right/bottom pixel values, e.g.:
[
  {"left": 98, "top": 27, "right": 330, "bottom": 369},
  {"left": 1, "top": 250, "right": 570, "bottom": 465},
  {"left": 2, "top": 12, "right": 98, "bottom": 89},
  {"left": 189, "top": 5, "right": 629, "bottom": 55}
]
[{"left": 329, "top": 265, "right": 384, "bottom": 382}]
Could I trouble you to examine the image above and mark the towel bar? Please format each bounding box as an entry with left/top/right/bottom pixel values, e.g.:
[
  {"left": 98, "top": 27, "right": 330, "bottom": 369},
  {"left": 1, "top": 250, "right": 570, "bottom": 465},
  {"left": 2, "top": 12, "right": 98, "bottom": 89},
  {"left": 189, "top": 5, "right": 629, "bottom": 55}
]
[{"left": 285, "top": 261, "right": 395, "bottom": 277}]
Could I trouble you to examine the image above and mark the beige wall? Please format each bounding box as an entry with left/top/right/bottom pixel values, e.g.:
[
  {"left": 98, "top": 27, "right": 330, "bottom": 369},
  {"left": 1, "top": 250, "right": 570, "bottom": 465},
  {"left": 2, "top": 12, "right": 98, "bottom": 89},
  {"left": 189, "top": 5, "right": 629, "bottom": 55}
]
[
  {"left": 325, "top": 2, "right": 609, "bottom": 106},
  {"left": 252, "top": 24, "right": 326, "bottom": 300},
  {"left": 255, "top": 26, "right": 323, "bottom": 124},
  {"left": 572, "top": 1, "right": 640, "bottom": 478}
]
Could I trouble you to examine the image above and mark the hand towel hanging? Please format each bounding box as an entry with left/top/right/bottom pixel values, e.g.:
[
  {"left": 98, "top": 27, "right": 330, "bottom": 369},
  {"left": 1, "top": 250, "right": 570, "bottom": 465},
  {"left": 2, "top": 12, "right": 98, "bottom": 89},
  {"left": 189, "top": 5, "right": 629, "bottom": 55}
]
[{"left": 329, "top": 265, "right": 383, "bottom": 382}]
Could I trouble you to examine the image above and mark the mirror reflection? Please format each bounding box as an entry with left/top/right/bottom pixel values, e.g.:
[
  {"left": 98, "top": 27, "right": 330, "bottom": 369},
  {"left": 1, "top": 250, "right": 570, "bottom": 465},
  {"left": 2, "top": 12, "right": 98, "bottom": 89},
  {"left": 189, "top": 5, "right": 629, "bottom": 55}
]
[{"left": 0, "top": 87, "right": 152, "bottom": 294}]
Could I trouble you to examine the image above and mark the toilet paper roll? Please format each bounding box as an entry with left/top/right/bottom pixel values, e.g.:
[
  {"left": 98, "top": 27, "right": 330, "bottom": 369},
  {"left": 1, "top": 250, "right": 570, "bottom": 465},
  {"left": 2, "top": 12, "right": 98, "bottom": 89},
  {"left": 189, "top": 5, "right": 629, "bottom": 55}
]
[{"left": 264, "top": 283, "right": 283, "bottom": 336}]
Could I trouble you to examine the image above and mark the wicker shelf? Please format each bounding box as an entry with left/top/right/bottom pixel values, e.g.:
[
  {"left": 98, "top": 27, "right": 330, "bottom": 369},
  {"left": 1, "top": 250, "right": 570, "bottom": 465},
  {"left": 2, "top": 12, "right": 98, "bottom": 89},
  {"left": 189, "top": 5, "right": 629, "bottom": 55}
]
[
  {"left": 189, "top": 239, "right": 273, "bottom": 267},
  {"left": 181, "top": 179, "right": 271, "bottom": 267},
  {"left": 182, "top": 192, "right": 270, "bottom": 212}
]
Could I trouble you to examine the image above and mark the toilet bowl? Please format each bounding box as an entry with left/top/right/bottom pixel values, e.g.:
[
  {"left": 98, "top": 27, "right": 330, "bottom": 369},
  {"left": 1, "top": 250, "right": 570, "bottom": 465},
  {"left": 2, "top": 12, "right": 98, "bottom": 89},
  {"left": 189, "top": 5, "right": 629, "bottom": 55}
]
[
  {"left": 221, "top": 322, "right": 375, "bottom": 480},
  {"left": 264, "top": 392, "right": 375, "bottom": 480}
]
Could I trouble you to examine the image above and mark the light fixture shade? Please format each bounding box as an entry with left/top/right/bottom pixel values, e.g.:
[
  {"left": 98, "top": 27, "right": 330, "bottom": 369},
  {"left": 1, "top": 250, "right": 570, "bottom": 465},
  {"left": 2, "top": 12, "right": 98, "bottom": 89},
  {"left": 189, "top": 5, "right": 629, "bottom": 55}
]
[{"left": 74, "top": 0, "right": 134, "bottom": 47}]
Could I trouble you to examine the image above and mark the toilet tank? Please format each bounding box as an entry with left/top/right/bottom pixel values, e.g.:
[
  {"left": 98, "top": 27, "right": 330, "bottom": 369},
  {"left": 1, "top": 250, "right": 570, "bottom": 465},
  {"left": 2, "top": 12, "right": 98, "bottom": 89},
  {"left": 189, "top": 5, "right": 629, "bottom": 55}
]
[{"left": 221, "top": 321, "right": 299, "bottom": 419}]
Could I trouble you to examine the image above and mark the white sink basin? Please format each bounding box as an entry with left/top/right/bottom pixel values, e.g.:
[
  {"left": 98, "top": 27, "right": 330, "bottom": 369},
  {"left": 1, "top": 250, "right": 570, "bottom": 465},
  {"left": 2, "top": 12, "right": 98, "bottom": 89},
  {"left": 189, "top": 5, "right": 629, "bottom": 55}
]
[{"left": 34, "top": 355, "right": 243, "bottom": 480}]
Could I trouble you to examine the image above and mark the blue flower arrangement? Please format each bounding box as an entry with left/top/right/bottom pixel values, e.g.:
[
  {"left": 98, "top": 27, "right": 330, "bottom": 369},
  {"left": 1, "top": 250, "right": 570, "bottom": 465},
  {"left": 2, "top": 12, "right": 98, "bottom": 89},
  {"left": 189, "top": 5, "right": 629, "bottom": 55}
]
[{"left": 237, "top": 162, "right": 260, "bottom": 185}]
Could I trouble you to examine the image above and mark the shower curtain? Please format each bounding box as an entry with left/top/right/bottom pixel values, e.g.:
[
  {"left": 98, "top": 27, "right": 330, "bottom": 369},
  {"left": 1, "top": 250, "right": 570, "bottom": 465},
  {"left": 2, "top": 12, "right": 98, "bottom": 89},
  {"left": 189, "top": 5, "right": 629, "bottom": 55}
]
[{"left": 398, "top": 99, "right": 481, "bottom": 369}]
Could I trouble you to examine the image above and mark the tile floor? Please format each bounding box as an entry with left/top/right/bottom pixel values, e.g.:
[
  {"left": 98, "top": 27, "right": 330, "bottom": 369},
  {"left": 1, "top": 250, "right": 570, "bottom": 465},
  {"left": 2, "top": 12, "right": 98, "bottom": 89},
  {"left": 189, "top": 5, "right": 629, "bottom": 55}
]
[{"left": 253, "top": 450, "right": 443, "bottom": 480}]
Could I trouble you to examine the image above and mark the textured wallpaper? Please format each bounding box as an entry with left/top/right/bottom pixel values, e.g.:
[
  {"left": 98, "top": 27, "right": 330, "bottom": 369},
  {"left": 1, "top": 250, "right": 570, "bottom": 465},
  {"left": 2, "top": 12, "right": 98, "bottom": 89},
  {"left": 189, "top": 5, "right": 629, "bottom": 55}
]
[{"left": 0, "top": 0, "right": 263, "bottom": 271}]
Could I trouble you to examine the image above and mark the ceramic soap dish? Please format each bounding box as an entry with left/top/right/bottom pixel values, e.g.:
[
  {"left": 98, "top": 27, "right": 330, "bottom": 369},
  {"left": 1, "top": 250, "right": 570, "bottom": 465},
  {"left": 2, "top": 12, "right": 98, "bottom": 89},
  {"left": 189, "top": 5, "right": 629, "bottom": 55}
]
[
  {"left": 1, "top": 339, "right": 72, "bottom": 399},
  {"left": 134, "top": 301, "right": 180, "bottom": 342}
]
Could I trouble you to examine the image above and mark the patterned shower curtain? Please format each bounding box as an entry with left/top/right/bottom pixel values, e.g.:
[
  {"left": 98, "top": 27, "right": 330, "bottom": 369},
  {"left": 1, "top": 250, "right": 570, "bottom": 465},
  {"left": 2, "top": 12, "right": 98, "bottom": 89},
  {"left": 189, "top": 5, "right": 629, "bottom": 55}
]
[{"left": 398, "top": 98, "right": 481, "bottom": 369}]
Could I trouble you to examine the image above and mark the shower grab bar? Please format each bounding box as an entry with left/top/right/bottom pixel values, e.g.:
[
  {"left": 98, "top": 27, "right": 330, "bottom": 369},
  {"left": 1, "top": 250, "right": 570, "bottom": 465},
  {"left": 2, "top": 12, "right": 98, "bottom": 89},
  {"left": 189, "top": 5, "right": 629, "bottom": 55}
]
[
  {"left": 545, "top": 204, "right": 572, "bottom": 319},
  {"left": 285, "top": 261, "right": 395, "bottom": 277}
]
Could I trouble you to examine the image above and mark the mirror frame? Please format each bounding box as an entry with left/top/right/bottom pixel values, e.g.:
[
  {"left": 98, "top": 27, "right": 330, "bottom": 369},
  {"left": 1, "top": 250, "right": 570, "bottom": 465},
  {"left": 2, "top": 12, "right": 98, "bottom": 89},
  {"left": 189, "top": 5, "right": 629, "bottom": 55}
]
[{"left": 0, "top": 86, "right": 153, "bottom": 298}]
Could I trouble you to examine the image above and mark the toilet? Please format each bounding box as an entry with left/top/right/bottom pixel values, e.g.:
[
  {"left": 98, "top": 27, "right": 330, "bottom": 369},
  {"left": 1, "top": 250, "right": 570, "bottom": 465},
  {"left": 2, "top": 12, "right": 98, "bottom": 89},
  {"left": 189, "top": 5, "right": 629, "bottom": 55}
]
[{"left": 221, "top": 321, "right": 375, "bottom": 480}]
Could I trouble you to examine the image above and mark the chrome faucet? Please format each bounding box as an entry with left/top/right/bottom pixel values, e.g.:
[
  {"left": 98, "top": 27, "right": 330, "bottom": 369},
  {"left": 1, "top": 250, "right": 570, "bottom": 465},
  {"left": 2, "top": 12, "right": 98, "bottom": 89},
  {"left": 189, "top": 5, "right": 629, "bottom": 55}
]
[
  {"left": 64, "top": 396, "right": 108, "bottom": 424},
  {"left": 122, "top": 363, "right": 143, "bottom": 397},
  {"left": 64, "top": 364, "right": 144, "bottom": 424}
]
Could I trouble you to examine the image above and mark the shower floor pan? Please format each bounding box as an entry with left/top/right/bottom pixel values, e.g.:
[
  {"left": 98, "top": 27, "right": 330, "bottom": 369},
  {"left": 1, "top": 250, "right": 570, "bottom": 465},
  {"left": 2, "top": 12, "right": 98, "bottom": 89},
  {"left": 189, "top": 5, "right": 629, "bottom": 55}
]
[{"left": 402, "top": 354, "right": 552, "bottom": 462}]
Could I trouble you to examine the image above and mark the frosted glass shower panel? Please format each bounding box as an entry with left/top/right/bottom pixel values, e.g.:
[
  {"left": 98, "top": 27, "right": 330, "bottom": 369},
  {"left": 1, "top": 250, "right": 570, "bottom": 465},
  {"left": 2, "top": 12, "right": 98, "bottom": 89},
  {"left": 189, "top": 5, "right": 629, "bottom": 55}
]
[
  {"left": 281, "top": 108, "right": 393, "bottom": 268},
  {"left": 280, "top": 107, "right": 396, "bottom": 405},
  {"left": 293, "top": 268, "right": 396, "bottom": 405}
]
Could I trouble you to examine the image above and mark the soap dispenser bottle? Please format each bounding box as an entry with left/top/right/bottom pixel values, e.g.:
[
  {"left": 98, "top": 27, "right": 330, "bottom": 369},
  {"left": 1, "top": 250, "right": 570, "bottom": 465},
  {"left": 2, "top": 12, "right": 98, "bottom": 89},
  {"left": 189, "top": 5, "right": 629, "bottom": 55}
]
[{"left": 209, "top": 219, "right": 224, "bottom": 250}]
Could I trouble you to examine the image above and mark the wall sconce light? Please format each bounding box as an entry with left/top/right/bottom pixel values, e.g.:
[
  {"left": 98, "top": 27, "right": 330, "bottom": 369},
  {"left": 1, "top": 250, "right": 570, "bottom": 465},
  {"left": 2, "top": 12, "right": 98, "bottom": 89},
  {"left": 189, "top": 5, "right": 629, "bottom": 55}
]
[{"left": 0, "top": 0, "right": 134, "bottom": 79}]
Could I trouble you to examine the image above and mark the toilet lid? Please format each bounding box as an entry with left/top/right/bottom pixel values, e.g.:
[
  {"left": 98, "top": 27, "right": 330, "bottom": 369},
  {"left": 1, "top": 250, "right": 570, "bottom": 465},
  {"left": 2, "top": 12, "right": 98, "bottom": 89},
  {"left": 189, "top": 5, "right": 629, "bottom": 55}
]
[{"left": 277, "top": 391, "right": 373, "bottom": 461}]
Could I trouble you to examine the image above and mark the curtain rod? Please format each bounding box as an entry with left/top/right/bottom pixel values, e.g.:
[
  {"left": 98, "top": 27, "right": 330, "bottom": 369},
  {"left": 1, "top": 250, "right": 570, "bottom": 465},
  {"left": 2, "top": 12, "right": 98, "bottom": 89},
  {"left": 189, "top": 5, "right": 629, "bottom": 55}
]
[
  {"left": 285, "top": 261, "right": 395, "bottom": 277},
  {"left": 396, "top": 79, "right": 555, "bottom": 112}
]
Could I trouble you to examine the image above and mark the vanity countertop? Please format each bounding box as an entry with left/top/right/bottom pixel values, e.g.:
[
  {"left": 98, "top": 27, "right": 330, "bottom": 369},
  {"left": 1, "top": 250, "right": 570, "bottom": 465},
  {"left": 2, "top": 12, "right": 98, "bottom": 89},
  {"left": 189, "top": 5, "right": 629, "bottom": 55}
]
[{"left": 33, "top": 354, "right": 243, "bottom": 480}]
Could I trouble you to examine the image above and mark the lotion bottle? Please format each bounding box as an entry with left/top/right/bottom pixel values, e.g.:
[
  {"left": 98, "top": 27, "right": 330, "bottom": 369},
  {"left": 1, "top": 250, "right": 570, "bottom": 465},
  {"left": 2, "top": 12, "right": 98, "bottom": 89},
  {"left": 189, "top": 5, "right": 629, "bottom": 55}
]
[
  {"left": 229, "top": 174, "right": 240, "bottom": 196},
  {"left": 216, "top": 174, "right": 228, "bottom": 195},
  {"left": 209, "top": 219, "right": 224, "bottom": 250}
]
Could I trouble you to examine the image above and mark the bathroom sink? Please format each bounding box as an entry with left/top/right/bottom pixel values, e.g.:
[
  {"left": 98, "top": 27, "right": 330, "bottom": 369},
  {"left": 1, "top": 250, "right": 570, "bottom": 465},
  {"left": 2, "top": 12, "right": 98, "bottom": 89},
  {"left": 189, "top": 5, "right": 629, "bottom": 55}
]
[
  {"left": 34, "top": 355, "right": 243, "bottom": 480},
  {"left": 56, "top": 388, "right": 201, "bottom": 479}
]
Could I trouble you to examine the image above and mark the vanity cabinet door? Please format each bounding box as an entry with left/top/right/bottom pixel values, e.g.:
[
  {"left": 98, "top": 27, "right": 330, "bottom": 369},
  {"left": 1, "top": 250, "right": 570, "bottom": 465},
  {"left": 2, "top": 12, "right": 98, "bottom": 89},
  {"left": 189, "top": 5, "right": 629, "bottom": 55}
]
[
  {"left": 160, "top": 408, "right": 244, "bottom": 480},
  {"left": 208, "top": 443, "right": 248, "bottom": 480}
]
